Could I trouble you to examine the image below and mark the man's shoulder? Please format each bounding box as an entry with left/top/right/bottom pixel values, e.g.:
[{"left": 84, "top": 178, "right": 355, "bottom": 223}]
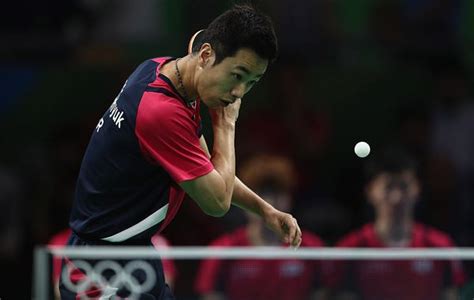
[
  {"left": 414, "top": 223, "right": 456, "bottom": 247},
  {"left": 209, "top": 227, "right": 249, "bottom": 247},
  {"left": 150, "top": 56, "right": 173, "bottom": 64},
  {"left": 137, "top": 88, "right": 189, "bottom": 124},
  {"left": 301, "top": 230, "right": 324, "bottom": 247},
  {"left": 336, "top": 224, "right": 374, "bottom": 247}
]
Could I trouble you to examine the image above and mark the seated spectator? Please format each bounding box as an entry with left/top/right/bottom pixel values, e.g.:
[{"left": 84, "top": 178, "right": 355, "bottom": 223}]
[
  {"left": 194, "top": 154, "right": 328, "bottom": 300},
  {"left": 325, "top": 147, "right": 466, "bottom": 300}
]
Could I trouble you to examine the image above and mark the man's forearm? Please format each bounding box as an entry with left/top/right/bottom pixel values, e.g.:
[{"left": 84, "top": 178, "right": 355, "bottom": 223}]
[
  {"left": 210, "top": 124, "right": 236, "bottom": 204},
  {"left": 199, "top": 136, "right": 270, "bottom": 216},
  {"left": 231, "top": 177, "right": 274, "bottom": 217}
]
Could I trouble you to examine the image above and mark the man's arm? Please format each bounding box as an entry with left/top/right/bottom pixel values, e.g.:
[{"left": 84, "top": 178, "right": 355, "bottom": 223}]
[
  {"left": 198, "top": 136, "right": 302, "bottom": 247},
  {"left": 232, "top": 177, "right": 301, "bottom": 247},
  {"left": 197, "top": 135, "right": 270, "bottom": 217},
  {"left": 179, "top": 100, "right": 240, "bottom": 217}
]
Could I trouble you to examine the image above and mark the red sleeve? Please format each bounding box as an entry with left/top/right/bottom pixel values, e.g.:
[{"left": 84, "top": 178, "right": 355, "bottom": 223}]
[
  {"left": 301, "top": 230, "right": 325, "bottom": 247},
  {"left": 426, "top": 228, "right": 467, "bottom": 287},
  {"left": 194, "top": 235, "right": 233, "bottom": 294},
  {"left": 136, "top": 92, "right": 213, "bottom": 182},
  {"left": 336, "top": 231, "right": 364, "bottom": 248}
]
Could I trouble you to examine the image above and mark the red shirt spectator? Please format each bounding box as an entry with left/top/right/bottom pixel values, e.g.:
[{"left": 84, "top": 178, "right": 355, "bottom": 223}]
[
  {"left": 195, "top": 227, "right": 325, "bottom": 300},
  {"left": 324, "top": 147, "right": 466, "bottom": 300},
  {"left": 325, "top": 223, "right": 465, "bottom": 300}
]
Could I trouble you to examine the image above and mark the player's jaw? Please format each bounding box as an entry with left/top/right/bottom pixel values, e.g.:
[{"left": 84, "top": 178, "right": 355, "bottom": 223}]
[
  {"left": 198, "top": 77, "right": 242, "bottom": 108},
  {"left": 219, "top": 98, "right": 239, "bottom": 107},
  {"left": 202, "top": 94, "right": 238, "bottom": 108}
]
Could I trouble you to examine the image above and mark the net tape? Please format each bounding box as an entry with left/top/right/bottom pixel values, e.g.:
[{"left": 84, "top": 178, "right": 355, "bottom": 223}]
[
  {"left": 49, "top": 246, "right": 474, "bottom": 260},
  {"left": 34, "top": 246, "right": 474, "bottom": 300}
]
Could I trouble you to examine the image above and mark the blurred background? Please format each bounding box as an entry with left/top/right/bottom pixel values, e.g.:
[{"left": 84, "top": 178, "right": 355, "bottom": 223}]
[{"left": 1, "top": 0, "right": 474, "bottom": 298}]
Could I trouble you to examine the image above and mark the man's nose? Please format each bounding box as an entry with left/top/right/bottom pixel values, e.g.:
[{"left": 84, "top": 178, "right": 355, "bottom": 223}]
[
  {"left": 387, "top": 188, "right": 404, "bottom": 204},
  {"left": 230, "top": 83, "right": 246, "bottom": 99}
]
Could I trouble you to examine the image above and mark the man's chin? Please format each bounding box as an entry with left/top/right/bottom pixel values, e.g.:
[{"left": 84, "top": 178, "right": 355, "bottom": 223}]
[
  {"left": 201, "top": 98, "right": 218, "bottom": 108},
  {"left": 207, "top": 101, "right": 225, "bottom": 108}
]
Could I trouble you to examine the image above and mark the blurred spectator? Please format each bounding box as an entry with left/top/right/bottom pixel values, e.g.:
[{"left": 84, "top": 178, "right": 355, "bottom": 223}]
[
  {"left": 194, "top": 154, "right": 328, "bottom": 300},
  {"left": 48, "top": 228, "right": 177, "bottom": 299},
  {"left": 325, "top": 146, "right": 466, "bottom": 300}
]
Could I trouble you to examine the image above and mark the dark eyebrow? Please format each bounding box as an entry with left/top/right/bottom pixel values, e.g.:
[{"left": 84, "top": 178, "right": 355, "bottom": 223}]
[{"left": 235, "top": 66, "right": 264, "bottom": 78}]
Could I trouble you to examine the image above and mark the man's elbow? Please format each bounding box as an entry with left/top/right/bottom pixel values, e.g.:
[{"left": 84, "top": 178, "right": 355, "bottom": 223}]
[{"left": 203, "top": 197, "right": 231, "bottom": 217}]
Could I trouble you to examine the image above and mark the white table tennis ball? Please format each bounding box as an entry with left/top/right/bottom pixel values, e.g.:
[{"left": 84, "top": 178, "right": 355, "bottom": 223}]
[{"left": 354, "top": 141, "right": 371, "bottom": 158}]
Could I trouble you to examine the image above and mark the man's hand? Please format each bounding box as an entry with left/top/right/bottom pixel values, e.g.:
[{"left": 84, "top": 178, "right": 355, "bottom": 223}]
[
  {"left": 263, "top": 207, "right": 302, "bottom": 248},
  {"left": 209, "top": 98, "right": 241, "bottom": 127},
  {"left": 184, "top": 99, "right": 241, "bottom": 217}
]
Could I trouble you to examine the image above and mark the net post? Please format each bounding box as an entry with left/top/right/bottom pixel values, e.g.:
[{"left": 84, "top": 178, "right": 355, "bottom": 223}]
[{"left": 32, "top": 246, "right": 49, "bottom": 300}]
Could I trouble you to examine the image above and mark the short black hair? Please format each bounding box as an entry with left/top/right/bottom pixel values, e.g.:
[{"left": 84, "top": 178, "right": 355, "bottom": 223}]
[
  {"left": 364, "top": 146, "right": 418, "bottom": 183},
  {"left": 192, "top": 4, "right": 278, "bottom": 64}
]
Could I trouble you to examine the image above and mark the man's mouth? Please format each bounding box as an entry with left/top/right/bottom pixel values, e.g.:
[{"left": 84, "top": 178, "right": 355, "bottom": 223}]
[{"left": 220, "top": 99, "right": 232, "bottom": 106}]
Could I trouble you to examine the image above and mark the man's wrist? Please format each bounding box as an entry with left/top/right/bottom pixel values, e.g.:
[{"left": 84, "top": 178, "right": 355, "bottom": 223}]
[
  {"left": 259, "top": 200, "right": 276, "bottom": 220},
  {"left": 213, "top": 121, "right": 236, "bottom": 131}
]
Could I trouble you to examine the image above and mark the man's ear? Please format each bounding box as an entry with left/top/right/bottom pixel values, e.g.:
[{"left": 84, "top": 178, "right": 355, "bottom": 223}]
[
  {"left": 365, "top": 183, "right": 375, "bottom": 205},
  {"left": 411, "top": 177, "right": 421, "bottom": 202},
  {"left": 188, "top": 29, "right": 205, "bottom": 54},
  {"left": 198, "top": 43, "right": 214, "bottom": 68}
]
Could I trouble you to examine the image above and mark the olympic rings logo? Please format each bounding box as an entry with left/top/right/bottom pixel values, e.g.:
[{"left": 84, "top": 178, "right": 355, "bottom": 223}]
[{"left": 61, "top": 260, "right": 156, "bottom": 299}]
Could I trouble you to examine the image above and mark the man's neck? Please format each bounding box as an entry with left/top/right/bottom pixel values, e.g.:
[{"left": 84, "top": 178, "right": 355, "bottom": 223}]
[
  {"left": 161, "top": 56, "right": 198, "bottom": 101},
  {"left": 247, "top": 223, "right": 265, "bottom": 246},
  {"left": 246, "top": 223, "right": 280, "bottom": 246},
  {"left": 175, "top": 56, "right": 198, "bottom": 101},
  {"left": 374, "top": 218, "right": 413, "bottom": 247}
]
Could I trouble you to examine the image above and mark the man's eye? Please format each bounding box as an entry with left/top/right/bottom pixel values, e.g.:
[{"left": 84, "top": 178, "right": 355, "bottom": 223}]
[{"left": 232, "top": 73, "right": 242, "bottom": 81}]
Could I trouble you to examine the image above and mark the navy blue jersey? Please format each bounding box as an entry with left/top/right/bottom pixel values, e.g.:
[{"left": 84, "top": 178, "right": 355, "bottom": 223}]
[{"left": 70, "top": 57, "right": 213, "bottom": 243}]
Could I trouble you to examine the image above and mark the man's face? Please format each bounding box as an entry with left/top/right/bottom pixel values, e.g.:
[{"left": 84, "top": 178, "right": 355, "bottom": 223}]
[
  {"left": 247, "top": 190, "right": 292, "bottom": 223},
  {"left": 196, "top": 47, "right": 268, "bottom": 108},
  {"left": 366, "top": 170, "right": 420, "bottom": 220},
  {"left": 247, "top": 190, "right": 292, "bottom": 244}
]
